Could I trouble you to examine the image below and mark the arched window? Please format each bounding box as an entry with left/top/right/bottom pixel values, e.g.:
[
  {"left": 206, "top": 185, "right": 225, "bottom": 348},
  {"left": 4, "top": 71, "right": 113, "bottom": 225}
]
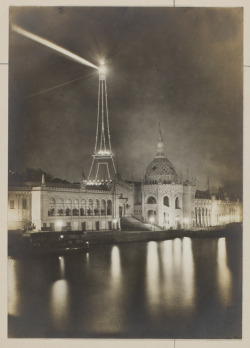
[
  {"left": 101, "top": 200, "right": 106, "bottom": 215},
  {"left": 57, "top": 198, "right": 64, "bottom": 216},
  {"left": 175, "top": 197, "right": 180, "bottom": 209},
  {"left": 80, "top": 199, "right": 86, "bottom": 216},
  {"left": 88, "top": 199, "right": 93, "bottom": 216},
  {"left": 107, "top": 200, "right": 112, "bottom": 215},
  {"left": 65, "top": 198, "right": 72, "bottom": 216},
  {"left": 72, "top": 208, "right": 79, "bottom": 216},
  {"left": 48, "top": 198, "right": 56, "bottom": 216},
  {"left": 73, "top": 199, "right": 79, "bottom": 216},
  {"left": 163, "top": 196, "right": 169, "bottom": 207},
  {"left": 147, "top": 210, "right": 156, "bottom": 221},
  {"left": 147, "top": 196, "right": 157, "bottom": 204},
  {"left": 94, "top": 199, "right": 100, "bottom": 215}
]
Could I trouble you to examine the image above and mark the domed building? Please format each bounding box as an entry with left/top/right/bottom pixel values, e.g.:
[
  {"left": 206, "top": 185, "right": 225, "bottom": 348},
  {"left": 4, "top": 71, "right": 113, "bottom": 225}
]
[
  {"left": 145, "top": 128, "right": 178, "bottom": 185},
  {"left": 141, "top": 127, "right": 196, "bottom": 230}
]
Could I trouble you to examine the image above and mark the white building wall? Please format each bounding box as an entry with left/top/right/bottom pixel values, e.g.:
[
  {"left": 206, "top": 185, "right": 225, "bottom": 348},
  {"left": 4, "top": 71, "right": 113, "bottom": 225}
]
[
  {"left": 143, "top": 183, "right": 184, "bottom": 229},
  {"left": 8, "top": 190, "right": 32, "bottom": 230}
]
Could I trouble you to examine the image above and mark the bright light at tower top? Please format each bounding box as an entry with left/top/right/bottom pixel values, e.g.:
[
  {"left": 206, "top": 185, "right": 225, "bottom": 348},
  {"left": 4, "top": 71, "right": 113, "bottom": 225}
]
[{"left": 99, "top": 62, "right": 107, "bottom": 80}]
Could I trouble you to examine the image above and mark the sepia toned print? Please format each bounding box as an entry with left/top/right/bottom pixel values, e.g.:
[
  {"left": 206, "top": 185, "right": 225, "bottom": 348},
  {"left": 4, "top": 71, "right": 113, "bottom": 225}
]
[{"left": 8, "top": 7, "right": 242, "bottom": 338}]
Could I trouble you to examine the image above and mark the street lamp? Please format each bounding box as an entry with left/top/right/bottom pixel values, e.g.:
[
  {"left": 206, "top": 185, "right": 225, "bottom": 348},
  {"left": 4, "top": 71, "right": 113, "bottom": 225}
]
[
  {"left": 149, "top": 216, "right": 155, "bottom": 231},
  {"left": 56, "top": 220, "right": 63, "bottom": 231},
  {"left": 113, "top": 218, "right": 118, "bottom": 230},
  {"left": 184, "top": 217, "right": 189, "bottom": 229}
]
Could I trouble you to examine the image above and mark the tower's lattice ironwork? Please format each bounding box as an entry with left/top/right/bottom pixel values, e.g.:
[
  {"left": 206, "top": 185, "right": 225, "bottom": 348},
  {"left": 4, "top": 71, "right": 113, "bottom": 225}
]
[{"left": 87, "top": 63, "right": 116, "bottom": 184}]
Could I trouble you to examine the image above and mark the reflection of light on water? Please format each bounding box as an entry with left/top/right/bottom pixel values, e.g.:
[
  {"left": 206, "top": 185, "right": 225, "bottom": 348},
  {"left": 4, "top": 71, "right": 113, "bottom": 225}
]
[
  {"left": 182, "top": 237, "right": 194, "bottom": 307},
  {"left": 161, "top": 240, "right": 175, "bottom": 305},
  {"left": 162, "top": 240, "right": 173, "bottom": 275},
  {"left": 50, "top": 279, "right": 69, "bottom": 331},
  {"left": 173, "top": 238, "right": 182, "bottom": 268},
  {"left": 146, "top": 241, "right": 159, "bottom": 307},
  {"left": 111, "top": 246, "right": 121, "bottom": 283},
  {"left": 85, "top": 252, "right": 89, "bottom": 269},
  {"left": 161, "top": 238, "right": 195, "bottom": 310},
  {"left": 59, "top": 256, "right": 65, "bottom": 278},
  {"left": 217, "top": 238, "right": 232, "bottom": 305},
  {"left": 8, "top": 259, "right": 19, "bottom": 316},
  {"left": 86, "top": 246, "right": 123, "bottom": 334}
]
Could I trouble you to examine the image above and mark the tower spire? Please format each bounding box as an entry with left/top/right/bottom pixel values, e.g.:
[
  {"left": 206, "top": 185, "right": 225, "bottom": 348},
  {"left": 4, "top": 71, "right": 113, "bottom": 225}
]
[
  {"left": 87, "top": 62, "right": 116, "bottom": 184},
  {"left": 156, "top": 122, "right": 165, "bottom": 156},
  {"left": 158, "top": 121, "right": 162, "bottom": 141}
]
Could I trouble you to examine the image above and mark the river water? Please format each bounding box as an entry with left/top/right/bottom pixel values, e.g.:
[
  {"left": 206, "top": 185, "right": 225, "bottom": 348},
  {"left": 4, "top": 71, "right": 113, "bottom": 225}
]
[{"left": 8, "top": 229, "right": 242, "bottom": 338}]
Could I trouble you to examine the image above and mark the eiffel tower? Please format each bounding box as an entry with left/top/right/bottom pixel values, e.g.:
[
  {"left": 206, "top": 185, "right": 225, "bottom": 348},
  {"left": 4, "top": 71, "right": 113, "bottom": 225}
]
[{"left": 87, "top": 62, "right": 117, "bottom": 185}]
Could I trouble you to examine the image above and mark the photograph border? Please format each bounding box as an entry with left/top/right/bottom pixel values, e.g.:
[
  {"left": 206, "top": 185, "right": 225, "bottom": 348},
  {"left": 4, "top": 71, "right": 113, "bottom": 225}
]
[{"left": 1, "top": 1, "right": 250, "bottom": 347}]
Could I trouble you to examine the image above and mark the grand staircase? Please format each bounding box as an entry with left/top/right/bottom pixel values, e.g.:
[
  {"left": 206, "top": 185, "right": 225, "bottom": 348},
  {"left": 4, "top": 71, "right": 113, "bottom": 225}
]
[{"left": 120, "top": 216, "right": 163, "bottom": 231}]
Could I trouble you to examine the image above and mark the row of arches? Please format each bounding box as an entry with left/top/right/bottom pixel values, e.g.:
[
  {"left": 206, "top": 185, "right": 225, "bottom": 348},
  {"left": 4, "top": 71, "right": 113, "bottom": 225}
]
[
  {"left": 195, "top": 207, "right": 211, "bottom": 227},
  {"left": 146, "top": 195, "right": 180, "bottom": 209},
  {"left": 48, "top": 198, "right": 112, "bottom": 217}
]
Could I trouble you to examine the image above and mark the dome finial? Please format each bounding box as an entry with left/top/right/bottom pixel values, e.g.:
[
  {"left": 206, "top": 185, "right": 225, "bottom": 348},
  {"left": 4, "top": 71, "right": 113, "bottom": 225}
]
[{"left": 156, "top": 122, "right": 164, "bottom": 156}]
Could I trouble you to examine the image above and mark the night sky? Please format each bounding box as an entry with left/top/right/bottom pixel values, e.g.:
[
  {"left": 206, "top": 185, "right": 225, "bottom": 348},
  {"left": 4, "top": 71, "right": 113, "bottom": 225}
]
[{"left": 9, "top": 7, "right": 243, "bottom": 189}]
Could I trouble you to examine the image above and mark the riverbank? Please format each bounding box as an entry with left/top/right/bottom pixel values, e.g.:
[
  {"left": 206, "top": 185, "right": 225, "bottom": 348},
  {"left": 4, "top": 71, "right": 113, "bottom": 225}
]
[
  {"left": 76, "top": 223, "right": 240, "bottom": 246},
  {"left": 8, "top": 223, "right": 241, "bottom": 256}
]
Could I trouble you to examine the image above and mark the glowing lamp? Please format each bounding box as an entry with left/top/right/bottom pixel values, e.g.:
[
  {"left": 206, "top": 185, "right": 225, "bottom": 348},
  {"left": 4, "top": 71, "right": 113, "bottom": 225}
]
[
  {"left": 56, "top": 220, "right": 63, "bottom": 228},
  {"left": 99, "top": 64, "right": 106, "bottom": 81},
  {"left": 99, "top": 66, "right": 106, "bottom": 73},
  {"left": 149, "top": 216, "right": 155, "bottom": 224}
]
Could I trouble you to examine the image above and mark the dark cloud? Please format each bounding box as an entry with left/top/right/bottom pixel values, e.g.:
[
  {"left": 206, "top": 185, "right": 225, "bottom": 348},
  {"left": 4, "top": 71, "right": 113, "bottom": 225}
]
[{"left": 9, "top": 7, "right": 243, "bottom": 188}]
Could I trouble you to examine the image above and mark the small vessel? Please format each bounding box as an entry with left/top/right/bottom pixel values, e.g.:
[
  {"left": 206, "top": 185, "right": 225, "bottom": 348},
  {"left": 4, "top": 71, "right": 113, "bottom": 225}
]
[{"left": 22, "top": 231, "right": 90, "bottom": 255}]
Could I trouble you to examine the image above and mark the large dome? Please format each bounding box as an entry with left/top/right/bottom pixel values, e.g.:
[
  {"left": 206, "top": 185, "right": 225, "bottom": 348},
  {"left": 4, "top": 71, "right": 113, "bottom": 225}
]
[
  {"left": 145, "top": 156, "right": 178, "bottom": 184},
  {"left": 145, "top": 124, "right": 178, "bottom": 184}
]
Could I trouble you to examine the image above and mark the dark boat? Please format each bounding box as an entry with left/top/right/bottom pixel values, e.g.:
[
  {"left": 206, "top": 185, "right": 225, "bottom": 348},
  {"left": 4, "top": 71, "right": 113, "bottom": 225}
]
[{"left": 21, "top": 231, "right": 90, "bottom": 255}]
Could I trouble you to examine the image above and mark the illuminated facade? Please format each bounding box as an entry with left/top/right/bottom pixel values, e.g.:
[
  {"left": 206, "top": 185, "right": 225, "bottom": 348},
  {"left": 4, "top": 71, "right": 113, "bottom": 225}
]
[
  {"left": 135, "top": 130, "right": 197, "bottom": 229},
  {"left": 133, "top": 129, "right": 242, "bottom": 230},
  {"left": 8, "top": 166, "right": 242, "bottom": 233},
  {"left": 8, "top": 128, "right": 242, "bottom": 232},
  {"left": 7, "top": 64, "right": 242, "bottom": 232},
  {"left": 8, "top": 173, "right": 136, "bottom": 232}
]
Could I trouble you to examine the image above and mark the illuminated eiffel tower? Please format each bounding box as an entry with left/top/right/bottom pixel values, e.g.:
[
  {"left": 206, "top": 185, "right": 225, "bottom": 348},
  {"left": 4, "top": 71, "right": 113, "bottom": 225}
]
[{"left": 87, "top": 62, "right": 117, "bottom": 185}]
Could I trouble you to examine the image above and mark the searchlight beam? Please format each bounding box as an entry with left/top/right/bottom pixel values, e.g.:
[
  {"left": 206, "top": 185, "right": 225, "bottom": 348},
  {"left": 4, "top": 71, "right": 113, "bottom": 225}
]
[{"left": 12, "top": 24, "right": 99, "bottom": 70}]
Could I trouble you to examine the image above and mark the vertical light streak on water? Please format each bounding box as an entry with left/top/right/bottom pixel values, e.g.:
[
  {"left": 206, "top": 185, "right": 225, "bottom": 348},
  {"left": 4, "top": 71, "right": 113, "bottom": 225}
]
[
  {"left": 146, "top": 241, "right": 160, "bottom": 309},
  {"left": 182, "top": 237, "right": 195, "bottom": 308},
  {"left": 8, "top": 259, "right": 19, "bottom": 316},
  {"left": 111, "top": 246, "right": 121, "bottom": 286},
  {"left": 86, "top": 252, "right": 89, "bottom": 268},
  {"left": 50, "top": 279, "right": 69, "bottom": 331},
  {"left": 217, "top": 238, "right": 232, "bottom": 305},
  {"left": 161, "top": 240, "right": 175, "bottom": 306},
  {"left": 59, "top": 256, "right": 65, "bottom": 278},
  {"left": 87, "top": 245, "right": 123, "bottom": 334},
  {"left": 173, "top": 238, "right": 182, "bottom": 269}
]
